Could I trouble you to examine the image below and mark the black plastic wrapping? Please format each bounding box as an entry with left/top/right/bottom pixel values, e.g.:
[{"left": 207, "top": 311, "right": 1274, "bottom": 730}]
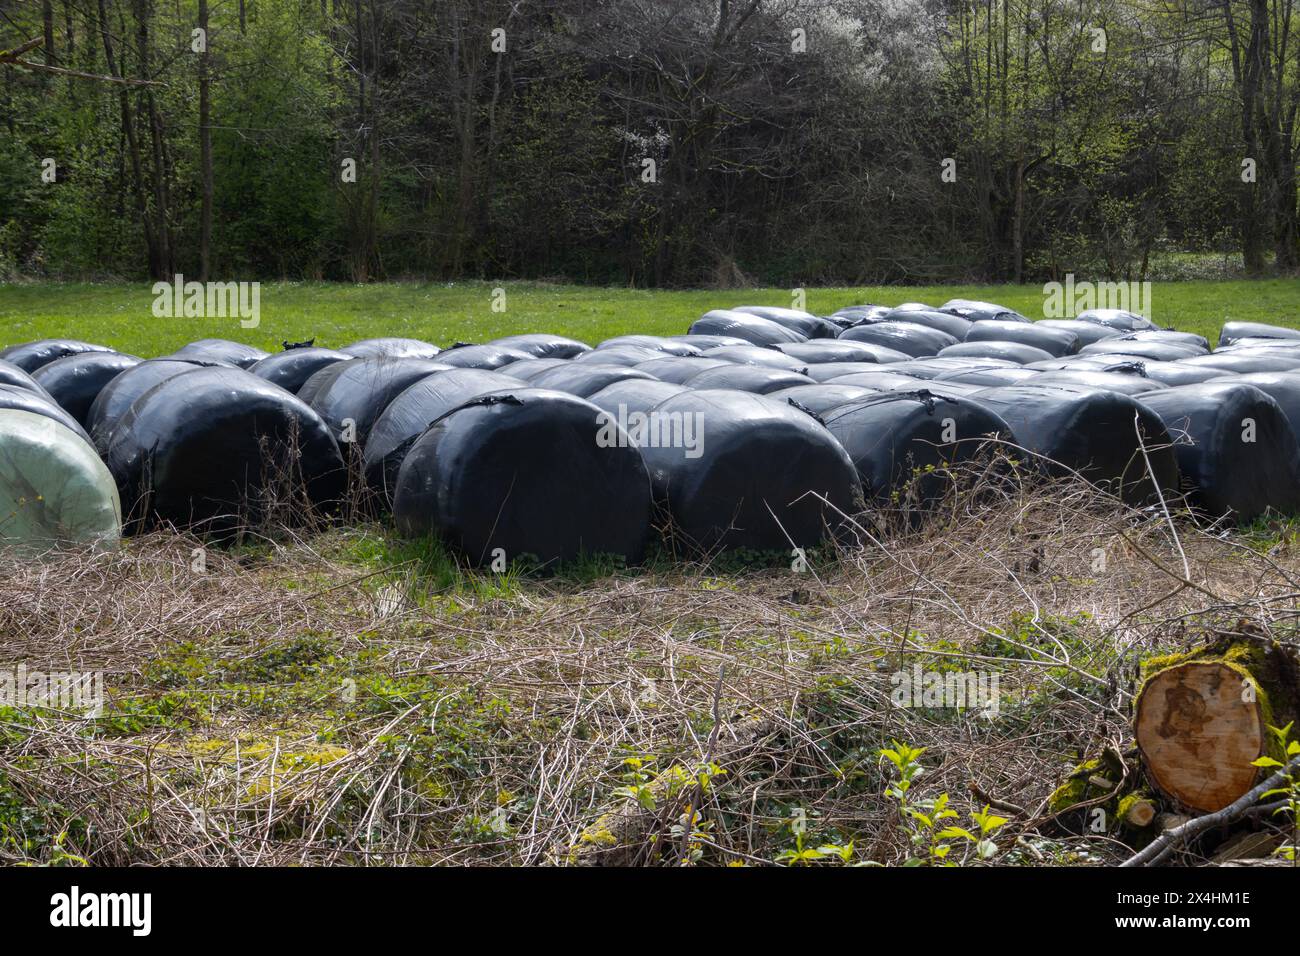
[
  {"left": 0, "top": 339, "right": 115, "bottom": 373},
  {"left": 821, "top": 391, "right": 1011, "bottom": 506},
  {"left": 339, "top": 337, "right": 442, "bottom": 359},
  {"left": 573, "top": 345, "right": 667, "bottom": 367},
  {"left": 767, "top": 384, "right": 879, "bottom": 415},
  {"left": 248, "top": 347, "right": 354, "bottom": 394},
  {"left": 636, "top": 389, "right": 861, "bottom": 552},
  {"left": 939, "top": 299, "right": 1030, "bottom": 323},
  {"left": 529, "top": 363, "right": 658, "bottom": 398},
  {"left": 1029, "top": 370, "right": 1170, "bottom": 396},
  {"left": 632, "top": 357, "right": 732, "bottom": 384},
  {"left": 1035, "top": 319, "right": 1125, "bottom": 346},
  {"left": 497, "top": 358, "right": 573, "bottom": 381},
  {"left": 838, "top": 322, "right": 958, "bottom": 357},
  {"left": 773, "top": 340, "right": 885, "bottom": 364},
  {"left": 1128, "top": 361, "right": 1231, "bottom": 387},
  {"left": 393, "top": 388, "right": 652, "bottom": 565},
  {"left": 434, "top": 344, "right": 534, "bottom": 370},
  {"left": 814, "top": 369, "right": 926, "bottom": 389},
  {"left": 965, "top": 319, "right": 1080, "bottom": 357},
  {"left": 1180, "top": 350, "right": 1300, "bottom": 374},
  {"left": 363, "top": 368, "right": 526, "bottom": 502},
  {"left": 1076, "top": 309, "right": 1158, "bottom": 332},
  {"left": 934, "top": 366, "right": 1041, "bottom": 387},
  {"left": 105, "top": 366, "right": 345, "bottom": 535},
  {"left": 0, "top": 383, "right": 92, "bottom": 441},
  {"left": 937, "top": 341, "right": 1053, "bottom": 364},
  {"left": 668, "top": 334, "right": 753, "bottom": 350},
  {"left": 888, "top": 358, "right": 1018, "bottom": 380},
  {"left": 31, "top": 351, "right": 142, "bottom": 425},
  {"left": 308, "top": 357, "right": 455, "bottom": 450},
  {"left": 87, "top": 359, "right": 223, "bottom": 452},
  {"left": 700, "top": 345, "right": 808, "bottom": 371},
  {"left": 488, "top": 333, "right": 591, "bottom": 359},
  {"left": 879, "top": 308, "right": 974, "bottom": 340},
  {"left": 0, "top": 358, "right": 52, "bottom": 395},
  {"left": 1111, "top": 330, "right": 1210, "bottom": 353},
  {"left": 731, "top": 306, "right": 840, "bottom": 339},
  {"left": 688, "top": 310, "right": 806, "bottom": 346},
  {"left": 595, "top": 335, "right": 702, "bottom": 356},
  {"left": 970, "top": 383, "right": 1180, "bottom": 503},
  {"left": 684, "top": 364, "right": 814, "bottom": 393},
  {"left": 1214, "top": 372, "right": 1300, "bottom": 440},
  {"left": 587, "top": 379, "right": 691, "bottom": 419},
  {"left": 1078, "top": 339, "right": 1202, "bottom": 362},
  {"left": 172, "top": 339, "right": 269, "bottom": 368},
  {"left": 1136, "top": 383, "right": 1300, "bottom": 521},
  {"left": 1217, "top": 321, "right": 1300, "bottom": 348}
]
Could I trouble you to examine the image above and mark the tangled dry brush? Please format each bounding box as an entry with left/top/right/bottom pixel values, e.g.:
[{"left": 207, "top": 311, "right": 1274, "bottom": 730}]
[{"left": 1, "top": 463, "right": 1298, "bottom": 866}]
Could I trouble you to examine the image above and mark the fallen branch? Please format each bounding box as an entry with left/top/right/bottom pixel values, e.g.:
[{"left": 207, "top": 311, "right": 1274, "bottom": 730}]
[{"left": 1120, "top": 754, "right": 1300, "bottom": 867}]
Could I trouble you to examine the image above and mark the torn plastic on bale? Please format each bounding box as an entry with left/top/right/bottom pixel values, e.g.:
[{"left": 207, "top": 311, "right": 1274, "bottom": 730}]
[
  {"left": 106, "top": 366, "right": 346, "bottom": 537},
  {"left": 392, "top": 389, "right": 652, "bottom": 566}
]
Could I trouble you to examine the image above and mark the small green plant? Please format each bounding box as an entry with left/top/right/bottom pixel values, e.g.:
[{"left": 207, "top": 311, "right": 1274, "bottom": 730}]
[
  {"left": 879, "top": 741, "right": 1009, "bottom": 865},
  {"left": 1252, "top": 722, "right": 1300, "bottom": 862},
  {"left": 773, "top": 808, "right": 856, "bottom": 866}
]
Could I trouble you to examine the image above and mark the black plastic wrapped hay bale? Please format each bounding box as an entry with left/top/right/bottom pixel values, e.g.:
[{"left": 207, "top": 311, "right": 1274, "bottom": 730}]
[
  {"left": 879, "top": 308, "right": 974, "bottom": 340},
  {"left": 489, "top": 333, "right": 591, "bottom": 359},
  {"left": 838, "top": 322, "right": 958, "bottom": 358},
  {"left": 820, "top": 390, "right": 1012, "bottom": 510},
  {"left": 668, "top": 334, "right": 752, "bottom": 350},
  {"left": 773, "top": 340, "right": 885, "bottom": 364},
  {"left": 587, "top": 379, "right": 690, "bottom": 418},
  {"left": 965, "top": 319, "right": 1080, "bottom": 357},
  {"left": 0, "top": 359, "right": 48, "bottom": 396},
  {"left": 803, "top": 362, "right": 903, "bottom": 383},
  {"left": 434, "top": 343, "right": 534, "bottom": 370},
  {"left": 768, "top": 384, "right": 880, "bottom": 416},
  {"left": 632, "top": 357, "right": 732, "bottom": 384},
  {"left": 248, "top": 347, "right": 354, "bottom": 394},
  {"left": 1180, "top": 350, "right": 1300, "bottom": 374},
  {"left": 1111, "top": 330, "right": 1210, "bottom": 353},
  {"left": 363, "top": 368, "right": 526, "bottom": 503},
  {"left": 1035, "top": 319, "right": 1125, "bottom": 347},
  {"left": 339, "top": 337, "right": 442, "bottom": 359},
  {"left": 688, "top": 310, "right": 806, "bottom": 346},
  {"left": 0, "top": 339, "right": 115, "bottom": 373},
  {"left": 172, "top": 338, "right": 269, "bottom": 369},
  {"left": 934, "top": 366, "right": 1041, "bottom": 387},
  {"left": 700, "top": 346, "right": 809, "bottom": 371},
  {"left": 970, "top": 383, "right": 1180, "bottom": 504},
  {"left": 1029, "top": 370, "right": 1169, "bottom": 396},
  {"left": 636, "top": 389, "right": 862, "bottom": 553},
  {"left": 1136, "top": 383, "right": 1300, "bottom": 521},
  {"left": 1078, "top": 339, "right": 1202, "bottom": 362},
  {"left": 684, "top": 364, "right": 814, "bottom": 394},
  {"left": 498, "top": 358, "right": 572, "bottom": 381},
  {"left": 573, "top": 345, "right": 667, "bottom": 367},
  {"left": 31, "top": 351, "right": 142, "bottom": 425},
  {"left": 1217, "top": 321, "right": 1300, "bottom": 348},
  {"left": 86, "top": 359, "right": 223, "bottom": 452},
  {"left": 887, "top": 357, "right": 1018, "bottom": 380},
  {"left": 105, "top": 366, "right": 345, "bottom": 536},
  {"left": 529, "top": 363, "right": 657, "bottom": 398},
  {"left": 1214, "top": 371, "right": 1300, "bottom": 439},
  {"left": 595, "top": 335, "right": 702, "bottom": 356},
  {"left": 938, "top": 341, "right": 1054, "bottom": 364},
  {"left": 392, "top": 388, "right": 651, "bottom": 566},
  {"left": 0, "top": 383, "right": 93, "bottom": 442},
  {"left": 0, "top": 408, "right": 121, "bottom": 552},
  {"left": 939, "top": 299, "right": 1030, "bottom": 322},
  {"left": 1076, "top": 309, "right": 1158, "bottom": 332},
  {"left": 1107, "top": 360, "right": 1227, "bottom": 388},
  {"left": 730, "top": 306, "right": 840, "bottom": 339},
  {"left": 307, "top": 357, "right": 454, "bottom": 450},
  {"left": 817, "top": 369, "right": 928, "bottom": 389}
]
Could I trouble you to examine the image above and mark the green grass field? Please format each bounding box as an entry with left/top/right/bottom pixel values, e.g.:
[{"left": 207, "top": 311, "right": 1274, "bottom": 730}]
[{"left": 2, "top": 278, "right": 1299, "bottom": 355}]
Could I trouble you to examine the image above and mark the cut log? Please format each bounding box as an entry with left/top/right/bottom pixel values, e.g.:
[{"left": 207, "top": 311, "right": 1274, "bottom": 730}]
[{"left": 1134, "top": 637, "right": 1299, "bottom": 813}]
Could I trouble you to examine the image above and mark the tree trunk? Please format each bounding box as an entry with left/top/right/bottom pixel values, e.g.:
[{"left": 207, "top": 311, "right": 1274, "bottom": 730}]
[
  {"left": 1135, "top": 637, "right": 1300, "bottom": 813},
  {"left": 198, "top": 0, "right": 212, "bottom": 281}
]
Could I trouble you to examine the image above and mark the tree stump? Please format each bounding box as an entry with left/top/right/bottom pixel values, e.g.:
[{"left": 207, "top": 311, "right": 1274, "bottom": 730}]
[{"left": 1134, "top": 636, "right": 1299, "bottom": 813}]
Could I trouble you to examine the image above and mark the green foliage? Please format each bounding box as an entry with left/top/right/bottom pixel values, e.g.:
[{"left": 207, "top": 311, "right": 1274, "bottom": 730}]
[{"left": 1252, "top": 722, "right": 1300, "bottom": 861}]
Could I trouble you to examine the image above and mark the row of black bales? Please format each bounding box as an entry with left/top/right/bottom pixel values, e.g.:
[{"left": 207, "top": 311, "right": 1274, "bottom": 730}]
[{"left": 4, "top": 300, "right": 1300, "bottom": 563}]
